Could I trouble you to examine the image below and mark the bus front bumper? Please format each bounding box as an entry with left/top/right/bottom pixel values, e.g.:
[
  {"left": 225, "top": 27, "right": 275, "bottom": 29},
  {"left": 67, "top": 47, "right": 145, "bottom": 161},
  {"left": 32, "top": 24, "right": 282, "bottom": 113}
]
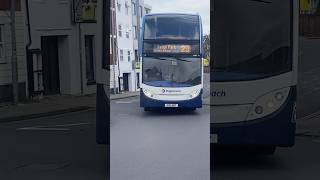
[{"left": 140, "top": 90, "right": 203, "bottom": 109}]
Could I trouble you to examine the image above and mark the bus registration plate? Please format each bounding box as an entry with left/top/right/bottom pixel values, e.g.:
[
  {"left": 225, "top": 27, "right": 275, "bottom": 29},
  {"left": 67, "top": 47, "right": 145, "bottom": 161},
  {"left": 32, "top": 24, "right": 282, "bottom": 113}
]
[
  {"left": 165, "top": 104, "right": 178, "bottom": 107},
  {"left": 211, "top": 134, "right": 218, "bottom": 143}
]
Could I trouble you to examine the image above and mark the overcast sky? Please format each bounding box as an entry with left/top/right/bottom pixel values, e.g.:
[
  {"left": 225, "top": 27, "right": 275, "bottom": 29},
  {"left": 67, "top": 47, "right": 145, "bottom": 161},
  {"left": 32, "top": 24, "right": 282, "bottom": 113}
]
[{"left": 144, "top": 0, "right": 210, "bottom": 35}]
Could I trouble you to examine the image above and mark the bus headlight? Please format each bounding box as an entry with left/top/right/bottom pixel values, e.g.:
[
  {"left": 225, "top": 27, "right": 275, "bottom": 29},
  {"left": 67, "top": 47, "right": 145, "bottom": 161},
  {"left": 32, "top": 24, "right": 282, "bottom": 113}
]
[
  {"left": 255, "top": 106, "right": 263, "bottom": 114},
  {"left": 275, "top": 92, "right": 284, "bottom": 101},
  {"left": 247, "top": 87, "right": 290, "bottom": 120},
  {"left": 189, "top": 89, "right": 201, "bottom": 99},
  {"left": 143, "top": 89, "right": 154, "bottom": 98}
]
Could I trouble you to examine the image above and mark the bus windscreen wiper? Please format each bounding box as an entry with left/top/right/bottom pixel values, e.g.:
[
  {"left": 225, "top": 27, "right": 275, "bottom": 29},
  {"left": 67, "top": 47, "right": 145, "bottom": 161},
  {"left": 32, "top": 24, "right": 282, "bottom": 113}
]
[
  {"left": 172, "top": 57, "right": 192, "bottom": 62},
  {"left": 147, "top": 55, "right": 170, "bottom": 61},
  {"left": 147, "top": 55, "right": 192, "bottom": 62},
  {"left": 167, "top": 55, "right": 193, "bottom": 62}
]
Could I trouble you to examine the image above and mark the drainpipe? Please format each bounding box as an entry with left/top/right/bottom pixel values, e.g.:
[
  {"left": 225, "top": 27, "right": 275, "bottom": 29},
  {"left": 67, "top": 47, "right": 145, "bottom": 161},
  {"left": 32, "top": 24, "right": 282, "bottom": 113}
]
[
  {"left": 25, "top": 0, "right": 32, "bottom": 98},
  {"left": 79, "top": 23, "right": 84, "bottom": 95},
  {"left": 25, "top": 0, "right": 32, "bottom": 52}
]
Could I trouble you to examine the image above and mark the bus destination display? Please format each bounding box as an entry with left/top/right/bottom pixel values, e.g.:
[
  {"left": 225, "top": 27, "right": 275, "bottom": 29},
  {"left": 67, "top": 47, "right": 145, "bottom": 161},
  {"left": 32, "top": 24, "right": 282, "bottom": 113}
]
[{"left": 153, "top": 44, "right": 191, "bottom": 53}]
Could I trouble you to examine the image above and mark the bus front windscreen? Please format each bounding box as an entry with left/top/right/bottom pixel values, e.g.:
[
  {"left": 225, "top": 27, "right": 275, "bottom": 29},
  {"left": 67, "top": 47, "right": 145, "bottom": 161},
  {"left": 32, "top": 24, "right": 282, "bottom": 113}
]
[
  {"left": 144, "top": 14, "right": 200, "bottom": 40},
  {"left": 142, "top": 57, "right": 202, "bottom": 87},
  {"left": 212, "top": 0, "right": 292, "bottom": 81}
]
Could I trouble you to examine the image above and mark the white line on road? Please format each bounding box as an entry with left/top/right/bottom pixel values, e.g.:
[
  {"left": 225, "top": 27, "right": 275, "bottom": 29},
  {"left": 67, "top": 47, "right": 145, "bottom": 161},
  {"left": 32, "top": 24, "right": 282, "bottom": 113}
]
[
  {"left": 16, "top": 122, "right": 91, "bottom": 131},
  {"left": 17, "top": 127, "right": 70, "bottom": 131},
  {"left": 50, "top": 122, "right": 91, "bottom": 127}
]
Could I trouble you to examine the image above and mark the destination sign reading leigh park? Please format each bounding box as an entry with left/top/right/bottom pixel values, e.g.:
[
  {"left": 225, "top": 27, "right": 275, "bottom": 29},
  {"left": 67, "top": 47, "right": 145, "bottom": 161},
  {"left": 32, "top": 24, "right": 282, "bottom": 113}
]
[{"left": 153, "top": 44, "right": 191, "bottom": 53}]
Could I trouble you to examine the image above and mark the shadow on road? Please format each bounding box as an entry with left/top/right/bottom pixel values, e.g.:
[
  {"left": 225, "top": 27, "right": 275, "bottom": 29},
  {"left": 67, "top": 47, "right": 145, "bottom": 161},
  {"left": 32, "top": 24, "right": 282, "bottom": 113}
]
[
  {"left": 211, "top": 146, "right": 281, "bottom": 171},
  {"left": 142, "top": 109, "right": 199, "bottom": 116}
]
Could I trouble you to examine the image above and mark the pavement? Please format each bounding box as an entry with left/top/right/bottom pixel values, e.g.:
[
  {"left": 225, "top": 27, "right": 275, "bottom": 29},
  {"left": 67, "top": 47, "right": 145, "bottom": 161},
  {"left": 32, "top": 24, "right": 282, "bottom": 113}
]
[{"left": 0, "top": 91, "right": 139, "bottom": 123}]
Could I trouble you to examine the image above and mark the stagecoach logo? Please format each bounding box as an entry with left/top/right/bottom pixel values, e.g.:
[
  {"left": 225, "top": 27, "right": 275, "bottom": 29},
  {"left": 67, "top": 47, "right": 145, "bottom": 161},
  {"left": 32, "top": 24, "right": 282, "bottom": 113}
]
[
  {"left": 162, "top": 89, "right": 181, "bottom": 93},
  {"left": 211, "top": 90, "right": 226, "bottom": 97}
]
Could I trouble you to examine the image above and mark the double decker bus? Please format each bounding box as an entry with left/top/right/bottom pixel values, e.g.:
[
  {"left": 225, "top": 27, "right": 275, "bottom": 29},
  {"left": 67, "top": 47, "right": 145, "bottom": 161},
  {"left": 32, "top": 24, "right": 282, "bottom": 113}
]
[
  {"left": 211, "top": 0, "right": 299, "bottom": 154},
  {"left": 140, "top": 13, "right": 204, "bottom": 111}
]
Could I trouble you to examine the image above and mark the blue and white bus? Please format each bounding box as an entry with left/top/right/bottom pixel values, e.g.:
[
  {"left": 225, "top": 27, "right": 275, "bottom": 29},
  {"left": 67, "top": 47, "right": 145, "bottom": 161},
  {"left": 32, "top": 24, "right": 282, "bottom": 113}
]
[
  {"left": 211, "top": 0, "right": 299, "bottom": 154},
  {"left": 140, "top": 14, "right": 204, "bottom": 111}
]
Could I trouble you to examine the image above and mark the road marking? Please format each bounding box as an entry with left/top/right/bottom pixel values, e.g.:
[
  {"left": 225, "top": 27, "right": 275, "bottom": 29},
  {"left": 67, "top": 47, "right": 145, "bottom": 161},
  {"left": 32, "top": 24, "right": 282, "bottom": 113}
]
[
  {"left": 115, "top": 101, "right": 133, "bottom": 104},
  {"left": 16, "top": 122, "right": 91, "bottom": 131},
  {"left": 49, "top": 122, "right": 91, "bottom": 127},
  {"left": 17, "top": 127, "right": 70, "bottom": 131}
]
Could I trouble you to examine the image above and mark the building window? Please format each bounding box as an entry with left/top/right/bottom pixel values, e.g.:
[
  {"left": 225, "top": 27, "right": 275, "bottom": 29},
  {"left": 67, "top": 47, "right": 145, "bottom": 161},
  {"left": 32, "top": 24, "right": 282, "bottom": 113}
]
[
  {"left": 120, "top": 49, "right": 124, "bottom": 61},
  {"left": 117, "top": 2, "right": 121, "bottom": 12},
  {"left": 85, "top": 35, "right": 96, "bottom": 84},
  {"left": 128, "top": 51, "right": 131, "bottom": 62},
  {"left": 132, "top": 2, "right": 136, "bottom": 15},
  {"left": 135, "top": 50, "right": 138, "bottom": 62},
  {"left": 139, "top": 6, "right": 143, "bottom": 16},
  {"left": 133, "top": 26, "right": 137, "bottom": 39},
  {"left": 137, "top": 73, "right": 140, "bottom": 88},
  {"left": 125, "top": 3, "right": 129, "bottom": 15},
  {"left": 145, "top": 8, "right": 150, "bottom": 14},
  {"left": 118, "top": 25, "right": 122, "bottom": 37},
  {"left": 0, "top": 25, "right": 4, "bottom": 62},
  {"left": 126, "top": 31, "right": 130, "bottom": 38}
]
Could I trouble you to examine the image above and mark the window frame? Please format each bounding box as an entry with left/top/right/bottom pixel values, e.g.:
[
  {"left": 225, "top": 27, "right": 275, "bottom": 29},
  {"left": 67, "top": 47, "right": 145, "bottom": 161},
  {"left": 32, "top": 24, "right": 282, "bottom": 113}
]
[
  {"left": 125, "top": 2, "right": 129, "bottom": 15},
  {"left": 132, "top": 2, "right": 136, "bottom": 15},
  {"left": 117, "top": 2, "right": 121, "bottom": 12},
  {"left": 133, "top": 25, "right": 137, "bottom": 39},
  {"left": 127, "top": 50, "right": 131, "bottom": 62},
  {"left": 118, "top": 24, "right": 122, "bottom": 37},
  {"left": 120, "top": 49, "right": 124, "bottom": 61}
]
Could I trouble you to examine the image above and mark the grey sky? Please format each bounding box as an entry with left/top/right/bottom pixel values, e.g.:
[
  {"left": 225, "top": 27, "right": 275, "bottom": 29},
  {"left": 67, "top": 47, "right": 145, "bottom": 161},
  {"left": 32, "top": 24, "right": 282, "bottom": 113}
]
[{"left": 144, "top": 0, "right": 210, "bottom": 35}]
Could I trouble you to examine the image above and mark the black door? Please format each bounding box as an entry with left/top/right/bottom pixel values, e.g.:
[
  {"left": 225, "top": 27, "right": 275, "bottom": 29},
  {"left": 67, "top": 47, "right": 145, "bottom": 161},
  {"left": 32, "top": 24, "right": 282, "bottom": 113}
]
[
  {"left": 41, "top": 36, "right": 60, "bottom": 95},
  {"left": 123, "top": 73, "right": 129, "bottom": 91}
]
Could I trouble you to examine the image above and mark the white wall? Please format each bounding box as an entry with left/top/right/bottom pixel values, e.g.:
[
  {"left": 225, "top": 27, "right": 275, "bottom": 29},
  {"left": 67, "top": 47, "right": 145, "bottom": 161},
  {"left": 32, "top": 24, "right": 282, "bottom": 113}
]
[
  {"left": 27, "top": 0, "right": 98, "bottom": 95},
  {"left": 116, "top": 0, "right": 136, "bottom": 91}
]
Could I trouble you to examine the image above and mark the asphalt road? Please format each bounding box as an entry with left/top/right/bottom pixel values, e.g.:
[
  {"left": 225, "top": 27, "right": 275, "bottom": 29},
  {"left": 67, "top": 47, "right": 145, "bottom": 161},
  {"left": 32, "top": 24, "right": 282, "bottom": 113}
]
[
  {"left": 0, "top": 110, "right": 108, "bottom": 180},
  {"left": 110, "top": 97, "right": 210, "bottom": 180},
  {"left": 211, "top": 137, "right": 320, "bottom": 180},
  {"left": 211, "top": 38, "right": 320, "bottom": 180}
]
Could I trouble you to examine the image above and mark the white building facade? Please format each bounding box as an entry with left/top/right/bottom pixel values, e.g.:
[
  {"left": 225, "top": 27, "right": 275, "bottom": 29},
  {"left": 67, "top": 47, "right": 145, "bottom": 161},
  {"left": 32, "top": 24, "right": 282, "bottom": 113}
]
[
  {"left": 26, "top": 0, "right": 99, "bottom": 97},
  {"left": 111, "top": 0, "right": 151, "bottom": 93}
]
